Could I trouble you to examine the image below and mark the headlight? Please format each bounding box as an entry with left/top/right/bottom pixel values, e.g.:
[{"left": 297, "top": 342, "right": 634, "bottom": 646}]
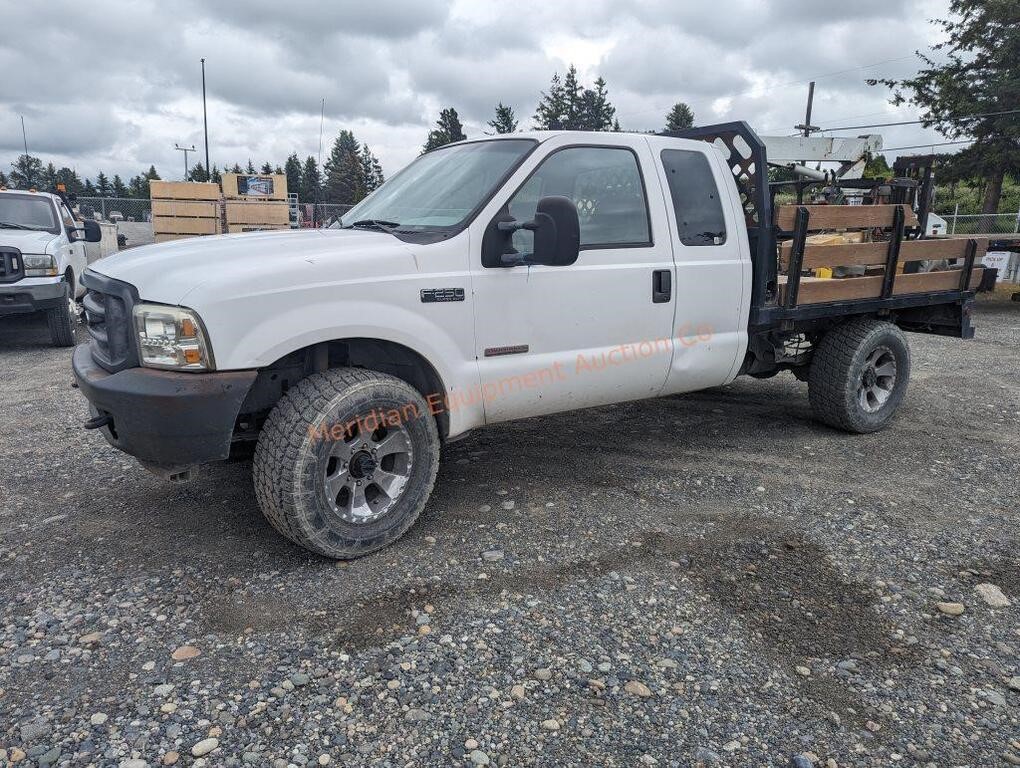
[
  {"left": 23, "top": 254, "right": 57, "bottom": 277},
  {"left": 132, "top": 304, "right": 214, "bottom": 371}
]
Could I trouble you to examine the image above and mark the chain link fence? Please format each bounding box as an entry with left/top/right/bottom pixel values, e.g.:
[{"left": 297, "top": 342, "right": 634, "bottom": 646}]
[{"left": 938, "top": 211, "right": 1020, "bottom": 235}]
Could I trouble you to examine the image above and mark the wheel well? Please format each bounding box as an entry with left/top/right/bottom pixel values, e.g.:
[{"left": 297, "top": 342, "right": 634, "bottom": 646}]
[{"left": 237, "top": 338, "right": 449, "bottom": 440}]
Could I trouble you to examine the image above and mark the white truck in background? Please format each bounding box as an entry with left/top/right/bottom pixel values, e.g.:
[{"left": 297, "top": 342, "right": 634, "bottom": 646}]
[
  {"left": 72, "top": 123, "right": 984, "bottom": 559},
  {"left": 0, "top": 188, "right": 103, "bottom": 346}
]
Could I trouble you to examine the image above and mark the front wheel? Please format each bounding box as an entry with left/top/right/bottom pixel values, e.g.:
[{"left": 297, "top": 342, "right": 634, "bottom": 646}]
[
  {"left": 46, "top": 282, "right": 75, "bottom": 347},
  {"left": 253, "top": 368, "right": 440, "bottom": 559},
  {"left": 808, "top": 319, "right": 911, "bottom": 433}
]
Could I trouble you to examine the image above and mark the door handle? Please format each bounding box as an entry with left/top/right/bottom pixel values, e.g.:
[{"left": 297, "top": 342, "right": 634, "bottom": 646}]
[{"left": 652, "top": 269, "right": 672, "bottom": 303}]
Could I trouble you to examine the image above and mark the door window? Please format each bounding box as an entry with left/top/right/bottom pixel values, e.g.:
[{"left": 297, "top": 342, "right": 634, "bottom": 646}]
[
  {"left": 506, "top": 146, "right": 650, "bottom": 255},
  {"left": 660, "top": 149, "right": 727, "bottom": 246}
]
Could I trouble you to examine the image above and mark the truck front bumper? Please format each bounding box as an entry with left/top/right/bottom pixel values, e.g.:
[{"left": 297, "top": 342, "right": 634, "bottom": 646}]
[
  {"left": 0, "top": 278, "right": 65, "bottom": 316},
  {"left": 72, "top": 344, "right": 257, "bottom": 468}
]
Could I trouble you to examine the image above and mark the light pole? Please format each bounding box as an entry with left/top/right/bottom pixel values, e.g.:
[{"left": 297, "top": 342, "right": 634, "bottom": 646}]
[
  {"left": 201, "top": 58, "right": 210, "bottom": 175},
  {"left": 174, "top": 143, "right": 197, "bottom": 180}
]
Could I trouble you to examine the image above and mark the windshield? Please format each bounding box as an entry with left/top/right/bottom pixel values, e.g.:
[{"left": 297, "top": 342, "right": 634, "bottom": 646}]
[
  {"left": 336, "top": 139, "right": 537, "bottom": 232},
  {"left": 0, "top": 193, "right": 60, "bottom": 234}
]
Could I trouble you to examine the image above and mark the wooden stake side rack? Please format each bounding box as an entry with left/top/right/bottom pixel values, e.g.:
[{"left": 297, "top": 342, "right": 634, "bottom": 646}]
[{"left": 774, "top": 204, "right": 986, "bottom": 309}]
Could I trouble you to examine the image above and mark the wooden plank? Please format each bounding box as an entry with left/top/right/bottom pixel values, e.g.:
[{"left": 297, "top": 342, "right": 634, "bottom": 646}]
[
  {"left": 779, "top": 268, "right": 984, "bottom": 304},
  {"left": 775, "top": 204, "right": 919, "bottom": 231},
  {"left": 225, "top": 201, "right": 290, "bottom": 225},
  {"left": 222, "top": 173, "right": 287, "bottom": 200},
  {"left": 151, "top": 200, "right": 220, "bottom": 218},
  {"left": 152, "top": 215, "right": 220, "bottom": 235},
  {"left": 149, "top": 181, "right": 220, "bottom": 201},
  {"left": 780, "top": 238, "right": 988, "bottom": 269}
]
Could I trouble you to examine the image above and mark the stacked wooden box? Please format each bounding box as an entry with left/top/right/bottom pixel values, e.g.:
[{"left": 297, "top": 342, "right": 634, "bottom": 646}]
[
  {"left": 150, "top": 181, "right": 222, "bottom": 243},
  {"left": 222, "top": 173, "right": 290, "bottom": 233}
]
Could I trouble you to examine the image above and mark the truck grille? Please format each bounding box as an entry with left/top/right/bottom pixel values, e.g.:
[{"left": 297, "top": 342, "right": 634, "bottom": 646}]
[
  {"left": 81, "top": 271, "right": 139, "bottom": 372},
  {"left": 0, "top": 247, "right": 25, "bottom": 284}
]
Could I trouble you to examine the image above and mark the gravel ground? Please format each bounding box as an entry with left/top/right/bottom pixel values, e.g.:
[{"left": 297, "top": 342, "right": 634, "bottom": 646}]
[{"left": 1, "top": 297, "right": 1017, "bottom": 767}]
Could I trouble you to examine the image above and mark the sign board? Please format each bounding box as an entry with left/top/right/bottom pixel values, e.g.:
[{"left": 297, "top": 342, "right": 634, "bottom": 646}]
[
  {"left": 221, "top": 173, "right": 287, "bottom": 200},
  {"left": 237, "top": 175, "right": 274, "bottom": 197},
  {"left": 982, "top": 251, "right": 1016, "bottom": 283}
]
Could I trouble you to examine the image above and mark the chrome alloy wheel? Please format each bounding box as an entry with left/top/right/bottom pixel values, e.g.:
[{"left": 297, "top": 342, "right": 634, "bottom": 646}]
[
  {"left": 857, "top": 346, "right": 897, "bottom": 413},
  {"left": 323, "top": 421, "right": 414, "bottom": 524}
]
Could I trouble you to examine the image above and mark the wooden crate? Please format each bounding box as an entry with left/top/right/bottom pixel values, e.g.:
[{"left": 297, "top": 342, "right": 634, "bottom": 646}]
[
  {"left": 152, "top": 215, "right": 220, "bottom": 235},
  {"left": 222, "top": 173, "right": 287, "bottom": 201},
  {"left": 224, "top": 200, "right": 290, "bottom": 226},
  {"left": 151, "top": 200, "right": 219, "bottom": 218},
  {"left": 226, "top": 223, "right": 288, "bottom": 234},
  {"left": 153, "top": 233, "right": 197, "bottom": 244},
  {"left": 149, "top": 181, "right": 220, "bottom": 201}
]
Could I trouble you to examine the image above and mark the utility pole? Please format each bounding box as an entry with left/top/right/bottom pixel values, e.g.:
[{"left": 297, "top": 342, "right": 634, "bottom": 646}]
[
  {"left": 20, "top": 115, "right": 32, "bottom": 186},
  {"left": 201, "top": 58, "right": 210, "bottom": 176},
  {"left": 795, "top": 81, "right": 819, "bottom": 136},
  {"left": 174, "top": 143, "right": 197, "bottom": 180}
]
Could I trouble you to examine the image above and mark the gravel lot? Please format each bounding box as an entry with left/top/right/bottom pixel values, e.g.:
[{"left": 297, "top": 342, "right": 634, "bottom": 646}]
[{"left": 1, "top": 297, "right": 1017, "bottom": 767}]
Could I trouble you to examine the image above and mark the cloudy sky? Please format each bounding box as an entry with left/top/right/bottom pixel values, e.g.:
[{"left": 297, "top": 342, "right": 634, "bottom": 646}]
[{"left": 1, "top": 0, "right": 955, "bottom": 187}]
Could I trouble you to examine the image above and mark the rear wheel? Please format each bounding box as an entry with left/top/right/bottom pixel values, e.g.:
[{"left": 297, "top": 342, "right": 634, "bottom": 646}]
[
  {"left": 808, "top": 319, "right": 910, "bottom": 433},
  {"left": 46, "top": 281, "right": 75, "bottom": 347},
  {"left": 253, "top": 368, "right": 440, "bottom": 558}
]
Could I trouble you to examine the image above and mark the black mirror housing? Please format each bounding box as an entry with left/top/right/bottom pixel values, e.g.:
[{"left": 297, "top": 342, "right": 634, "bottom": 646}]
[
  {"left": 82, "top": 219, "right": 103, "bottom": 243},
  {"left": 528, "top": 196, "right": 580, "bottom": 267}
]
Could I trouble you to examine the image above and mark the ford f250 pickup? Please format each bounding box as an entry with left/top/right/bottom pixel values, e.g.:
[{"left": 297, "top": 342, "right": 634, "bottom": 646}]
[{"left": 72, "top": 123, "right": 985, "bottom": 558}]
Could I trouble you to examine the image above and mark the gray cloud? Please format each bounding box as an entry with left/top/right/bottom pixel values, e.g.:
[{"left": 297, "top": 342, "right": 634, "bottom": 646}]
[{"left": 1, "top": 0, "right": 952, "bottom": 184}]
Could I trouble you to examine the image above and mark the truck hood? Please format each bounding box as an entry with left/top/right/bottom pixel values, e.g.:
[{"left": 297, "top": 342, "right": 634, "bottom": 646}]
[
  {"left": 89, "top": 228, "right": 416, "bottom": 305},
  {"left": 2, "top": 230, "right": 59, "bottom": 254}
]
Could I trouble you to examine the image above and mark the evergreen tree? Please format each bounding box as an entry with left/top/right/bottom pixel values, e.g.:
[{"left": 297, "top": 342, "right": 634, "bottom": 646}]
[
  {"left": 300, "top": 156, "right": 321, "bottom": 203},
  {"left": 360, "top": 145, "right": 385, "bottom": 195},
  {"left": 423, "top": 108, "right": 467, "bottom": 152},
  {"left": 112, "top": 174, "right": 128, "bottom": 197},
  {"left": 869, "top": 0, "right": 1020, "bottom": 216},
  {"left": 229, "top": 163, "right": 243, "bottom": 174},
  {"left": 83, "top": 179, "right": 96, "bottom": 196},
  {"left": 42, "top": 162, "right": 58, "bottom": 190},
  {"left": 9, "top": 154, "right": 43, "bottom": 188},
  {"left": 95, "top": 171, "right": 112, "bottom": 197},
  {"left": 245, "top": 159, "right": 256, "bottom": 174},
  {"left": 324, "top": 130, "right": 365, "bottom": 204},
  {"left": 0, "top": 170, "right": 7, "bottom": 187},
  {"left": 187, "top": 162, "right": 209, "bottom": 182},
  {"left": 534, "top": 66, "right": 617, "bottom": 131},
  {"left": 210, "top": 164, "right": 222, "bottom": 185},
  {"left": 273, "top": 165, "right": 284, "bottom": 175},
  {"left": 488, "top": 103, "right": 519, "bottom": 134},
  {"left": 665, "top": 102, "right": 695, "bottom": 132},
  {"left": 284, "top": 153, "right": 302, "bottom": 198},
  {"left": 260, "top": 162, "right": 273, "bottom": 174}
]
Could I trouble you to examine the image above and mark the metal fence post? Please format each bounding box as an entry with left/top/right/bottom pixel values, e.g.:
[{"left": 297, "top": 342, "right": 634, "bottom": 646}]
[
  {"left": 951, "top": 203, "right": 958, "bottom": 235},
  {"left": 1014, "top": 203, "right": 1020, "bottom": 233}
]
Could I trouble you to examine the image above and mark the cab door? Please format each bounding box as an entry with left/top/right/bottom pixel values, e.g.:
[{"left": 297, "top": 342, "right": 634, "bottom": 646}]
[
  {"left": 467, "top": 135, "right": 677, "bottom": 424},
  {"left": 645, "top": 137, "right": 751, "bottom": 393}
]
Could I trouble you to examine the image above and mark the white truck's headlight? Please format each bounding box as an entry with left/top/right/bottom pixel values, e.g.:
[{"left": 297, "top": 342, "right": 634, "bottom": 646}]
[
  {"left": 23, "top": 254, "right": 58, "bottom": 277},
  {"left": 132, "top": 304, "right": 214, "bottom": 371}
]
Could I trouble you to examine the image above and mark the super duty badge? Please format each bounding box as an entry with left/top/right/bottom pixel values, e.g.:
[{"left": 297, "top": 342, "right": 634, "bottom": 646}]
[{"left": 420, "top": 288, "right": 465, "bottom": 303}]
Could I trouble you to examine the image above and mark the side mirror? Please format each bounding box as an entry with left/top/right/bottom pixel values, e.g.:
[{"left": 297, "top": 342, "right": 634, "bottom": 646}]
[
  {"left": 78, "top": 219, "right": 103, "bottom": 243},
  {"left": 496, "top": 195, "right": 580, "bottom": 267}
]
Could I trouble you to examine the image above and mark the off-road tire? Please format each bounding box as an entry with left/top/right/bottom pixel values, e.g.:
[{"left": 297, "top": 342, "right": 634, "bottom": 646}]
[
  {"left": 253, "top": 368, "right": 440, "bottom": 558},
  {"left": 808, "top": 318, "right": 910, "bottom": 433},
  {"left": 46, "top": 282, "right": 75, "bottom": 347}
]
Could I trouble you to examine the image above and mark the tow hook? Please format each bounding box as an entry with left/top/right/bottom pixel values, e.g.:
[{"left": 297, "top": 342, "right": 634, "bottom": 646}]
[{"left": 83, "top": 414, "right": 111, "bottom": 430}]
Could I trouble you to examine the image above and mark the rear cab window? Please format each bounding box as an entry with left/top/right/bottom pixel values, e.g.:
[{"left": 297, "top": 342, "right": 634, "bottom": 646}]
[{"left": 660, "top": 149, "right": 727, "bottom": 246}]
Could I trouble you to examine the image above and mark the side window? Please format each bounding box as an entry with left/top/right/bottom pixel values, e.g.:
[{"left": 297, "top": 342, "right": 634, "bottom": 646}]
[
  {"left": 507, "top": 146, "right": 650, "bottom": 255},
  {"left": 660, "top": 149, "right": 727, "bottom": 246}
]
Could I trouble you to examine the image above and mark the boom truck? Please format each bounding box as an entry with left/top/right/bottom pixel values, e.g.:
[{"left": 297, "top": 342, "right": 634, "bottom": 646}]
[{"left": 72, "top": 123, "right": 985, "bottom": 558}]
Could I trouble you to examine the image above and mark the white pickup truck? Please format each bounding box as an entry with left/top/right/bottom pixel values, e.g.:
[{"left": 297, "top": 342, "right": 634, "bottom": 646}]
[
  {"left": 0, "top": 188, "right": 102, "bottom": 345},
  {"left": 73, "top": 123, "right": 983, "bottom": 558}
]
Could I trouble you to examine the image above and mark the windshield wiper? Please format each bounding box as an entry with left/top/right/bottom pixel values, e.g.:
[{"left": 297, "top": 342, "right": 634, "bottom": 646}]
[
  {"left": 345, "top": 219, "right": 401, "bottom": 234},
  {"left": 0, "top": 221, "right": 50, "bottom": 231}
]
